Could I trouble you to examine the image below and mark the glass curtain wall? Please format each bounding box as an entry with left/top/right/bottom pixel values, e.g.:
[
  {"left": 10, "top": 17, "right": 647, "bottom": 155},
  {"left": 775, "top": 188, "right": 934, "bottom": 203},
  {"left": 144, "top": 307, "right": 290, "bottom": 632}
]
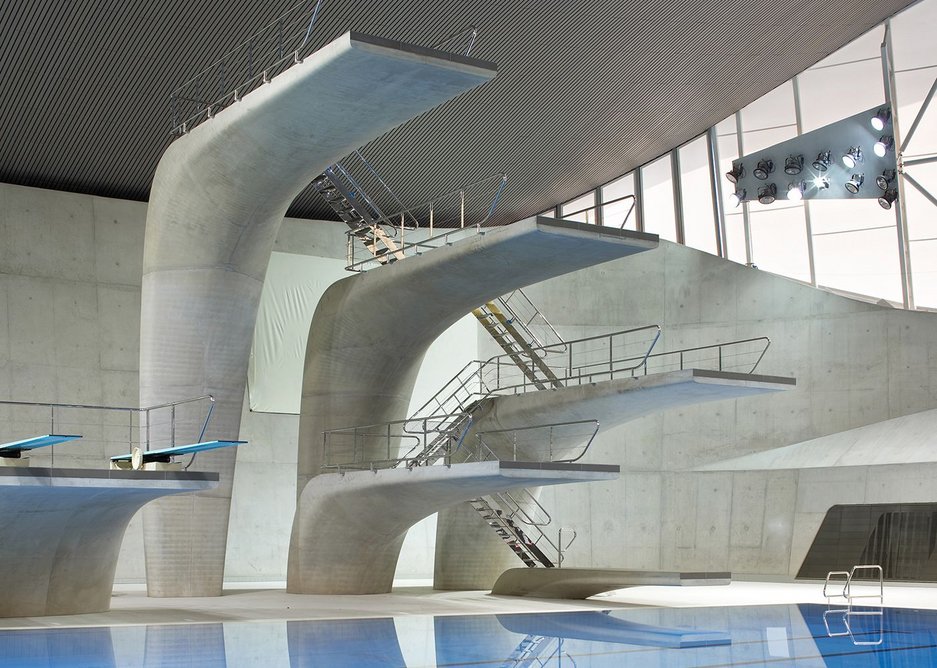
[{"left": 554, "top": 0, "right": 937, "bottom": 309}]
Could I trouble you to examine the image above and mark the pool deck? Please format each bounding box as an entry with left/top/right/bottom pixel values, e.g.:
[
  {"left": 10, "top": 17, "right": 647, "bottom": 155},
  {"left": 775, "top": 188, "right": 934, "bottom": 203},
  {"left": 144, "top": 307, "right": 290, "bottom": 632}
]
[{"left": 1, "top": 580, "right": 936, "bottom": 630}]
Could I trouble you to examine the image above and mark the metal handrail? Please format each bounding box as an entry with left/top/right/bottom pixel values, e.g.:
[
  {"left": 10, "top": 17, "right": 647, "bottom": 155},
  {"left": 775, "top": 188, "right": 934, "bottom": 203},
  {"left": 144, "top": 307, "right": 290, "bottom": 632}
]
[
  {"left": 494, "top": 489, "right": 552, "bottom": 527},
  {"left": 496, "top": 289, "right": 567, "bottom": 352},
  {"left": 169, "top": 0, "right": 325, "bottom": 136},
  {"left": 474, "top": 419, "right": 601, "bottom": 464},
  {"left": 562, "top": 194, "right": 637, "bottom": 229},
  {"left": 344, "top": 173, "right": 508, "bottom": 271},
  {"left": 320, "top": 412, "right": 473, "bottom": 472},
  {"left": 0, "top": 395, "right": 217, "bottom": 465},
  {"left": 430, "top": 25, "right": 479, "bottom": 56}
]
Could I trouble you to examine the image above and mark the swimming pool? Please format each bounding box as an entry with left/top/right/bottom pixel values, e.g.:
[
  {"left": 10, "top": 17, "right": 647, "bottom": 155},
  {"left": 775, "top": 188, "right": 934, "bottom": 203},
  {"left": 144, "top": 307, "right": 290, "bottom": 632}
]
[{"left": 1, "top": 603, "right": 935, "bottom": 666}]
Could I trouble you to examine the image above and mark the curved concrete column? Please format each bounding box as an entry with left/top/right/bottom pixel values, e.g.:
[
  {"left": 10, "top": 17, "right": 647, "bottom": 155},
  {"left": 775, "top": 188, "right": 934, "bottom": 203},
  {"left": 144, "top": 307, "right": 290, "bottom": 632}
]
[
  {"left": 140, "top": 32, "right": 497, "bottom": 596},
  {"left": 0, "top": 468, "right": 217, "bottom": 617},
  {"left": 290, "top": 220, "right": 656, "bottom": 590},
  {"left": 296, "top": 219, "right": 657, "bottom": 488},
  {"left": 287, "top": 461, "right": 617, "bottom": 594},
  {"left": 435, "top": 369, "right": 796, "bottom": 590}
]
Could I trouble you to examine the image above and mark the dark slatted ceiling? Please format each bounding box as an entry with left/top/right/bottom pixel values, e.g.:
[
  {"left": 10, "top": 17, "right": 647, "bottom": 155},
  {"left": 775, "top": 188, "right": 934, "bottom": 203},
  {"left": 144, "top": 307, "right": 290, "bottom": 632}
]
[{"left": 0, "top": 0, "right": 916, "bottom": 226}]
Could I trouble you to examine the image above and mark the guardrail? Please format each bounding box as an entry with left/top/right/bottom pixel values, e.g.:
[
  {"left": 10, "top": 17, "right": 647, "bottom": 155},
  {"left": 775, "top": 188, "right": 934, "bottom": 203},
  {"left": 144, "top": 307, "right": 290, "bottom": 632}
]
[
  {"left": 321, "top": 416, "right": 600, "bottom": 473},
  {"left": 0, "top": 396, "right": 216, "bottom": 466},
  {"left": 169, "top": 0, "right": 324, "bottom": 136},
  {"left": 562, "top": 193, "right": 637, "bottom": 229},
  {"left": 465, "top": 420, "right": 600, "bottom": 465},
  {"left": 321, "top": 413, "right": 473, "bottom": 473},
  {"left": 345, "top": 172, "right": 508, "bottom": 272}
]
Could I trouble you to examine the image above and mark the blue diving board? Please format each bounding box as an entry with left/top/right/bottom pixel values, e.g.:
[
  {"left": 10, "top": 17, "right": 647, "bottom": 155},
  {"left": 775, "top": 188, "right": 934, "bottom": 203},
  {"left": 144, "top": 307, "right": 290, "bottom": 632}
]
[
  {"left": 110, "top": 440, "right": 247, "bottom": 464},
  {"left": 0, "top": 434, "right": 82, "bottom": 457}
]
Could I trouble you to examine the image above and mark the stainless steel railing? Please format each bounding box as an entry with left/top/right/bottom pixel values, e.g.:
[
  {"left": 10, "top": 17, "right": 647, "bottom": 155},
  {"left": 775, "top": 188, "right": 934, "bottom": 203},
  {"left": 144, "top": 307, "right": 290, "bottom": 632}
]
[
  {"left": 430, "top": 25, "right": 479, "bottom": 56},
  {"left": 345, "top": 172, "right": 508, "bottom": 272},
  {"left": 320, "top": 413, "right": 473, "bottom": 473},
  {"left": 169, "top": 0, "right": 325, "bottom": 136},
  {"left": 0, "top": 395, "right": 216, "bottom": 465},
  {"left": 466, "top": 420, "right": 601, "bottom": 465},
  {"left": 562, "top": 193, "right": 637, "bottom": 229},
  {"left": 321, "top": 415, "right": 599, "bottom": 473}
]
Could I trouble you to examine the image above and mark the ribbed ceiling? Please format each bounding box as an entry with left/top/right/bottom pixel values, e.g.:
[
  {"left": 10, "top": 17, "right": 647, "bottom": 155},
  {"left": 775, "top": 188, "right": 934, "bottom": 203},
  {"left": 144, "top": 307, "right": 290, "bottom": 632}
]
[{"left": 0, "top": 0, "right": 916, "bottom": 226}]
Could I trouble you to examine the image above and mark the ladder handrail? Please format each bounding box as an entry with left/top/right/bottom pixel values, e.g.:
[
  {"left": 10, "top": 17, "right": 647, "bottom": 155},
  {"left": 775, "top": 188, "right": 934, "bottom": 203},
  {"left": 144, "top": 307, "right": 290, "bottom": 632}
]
[{"left": 495, "top": 289, "right": 567, "bottom": 353}]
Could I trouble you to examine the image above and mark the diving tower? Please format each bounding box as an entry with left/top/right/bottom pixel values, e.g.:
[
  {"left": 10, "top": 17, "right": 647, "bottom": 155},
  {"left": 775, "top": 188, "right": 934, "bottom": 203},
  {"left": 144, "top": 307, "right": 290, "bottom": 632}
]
[{"left": 140, "top": 31, "right": 497, "bottom": 596}]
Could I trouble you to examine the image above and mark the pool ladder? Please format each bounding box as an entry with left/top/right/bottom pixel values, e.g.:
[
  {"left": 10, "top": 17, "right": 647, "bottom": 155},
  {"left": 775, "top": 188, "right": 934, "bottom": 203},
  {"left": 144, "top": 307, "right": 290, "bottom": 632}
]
[{"left": 822, "top": 564, "right": 884, "bottom": 646}]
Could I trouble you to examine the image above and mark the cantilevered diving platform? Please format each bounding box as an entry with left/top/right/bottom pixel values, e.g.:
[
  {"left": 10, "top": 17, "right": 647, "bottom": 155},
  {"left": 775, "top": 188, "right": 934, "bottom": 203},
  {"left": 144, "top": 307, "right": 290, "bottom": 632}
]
[
  {"left": 434, "top": 369, "right": 796, "bottom": 590},
  {"left": 140, "top": 30, "right": 499, "bottom": 597},
  {"left": 0, "top": 467, "right": 217, "bottom": 617},
  {"left": 289, "top": 217, "right": 658, "bottom": 593},
  {"left": 287, "top": 460, "right": 618, "bottom": 594}
]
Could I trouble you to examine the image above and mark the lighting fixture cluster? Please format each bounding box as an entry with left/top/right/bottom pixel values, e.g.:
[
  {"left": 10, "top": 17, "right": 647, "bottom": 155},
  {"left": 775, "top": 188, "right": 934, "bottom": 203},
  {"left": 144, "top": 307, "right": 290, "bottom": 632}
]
[{"left": 724, "top": 107, "right": 898, "bottom": 209}]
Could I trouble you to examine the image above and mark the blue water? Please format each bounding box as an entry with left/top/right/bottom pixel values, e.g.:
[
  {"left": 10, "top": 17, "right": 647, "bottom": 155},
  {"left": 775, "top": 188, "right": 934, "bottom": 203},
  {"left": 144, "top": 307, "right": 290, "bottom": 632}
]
[{"left": 1, "top": 603, "right": 935, "bottom": 666}]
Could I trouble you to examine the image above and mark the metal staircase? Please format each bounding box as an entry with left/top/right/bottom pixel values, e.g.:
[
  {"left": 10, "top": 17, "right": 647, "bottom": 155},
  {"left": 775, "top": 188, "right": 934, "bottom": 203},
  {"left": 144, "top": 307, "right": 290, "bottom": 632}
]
[
  {"left": 311, "top": 165, "right": 406, "bottom": 265},
  {"left": 472, "top": 294, "right": 564, "bottom": 391},
  {"left": 469, "top": 489, "right": 562, "bottom": 568}
]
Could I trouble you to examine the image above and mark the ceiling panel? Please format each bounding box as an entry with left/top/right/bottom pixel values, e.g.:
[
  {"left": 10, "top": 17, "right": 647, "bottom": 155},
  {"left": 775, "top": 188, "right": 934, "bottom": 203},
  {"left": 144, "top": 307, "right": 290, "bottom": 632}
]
[{"left": 0, "top": 0, "right": 916, "bottom": 226}]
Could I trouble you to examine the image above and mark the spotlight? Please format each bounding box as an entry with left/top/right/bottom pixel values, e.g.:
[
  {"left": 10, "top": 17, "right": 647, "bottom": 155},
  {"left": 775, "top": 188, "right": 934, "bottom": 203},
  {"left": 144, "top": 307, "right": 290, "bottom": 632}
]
[
  {"left": 871, "top": 107, "right": 891, "bottom": 132},
  {"left": 757, "top": 183, "right": 777, "bottom": 205},
  {"left": 784, "top": 155, "right": 804, "bottom": 176},
  {"left": 878, "top": 189, "right": 898, "bottom": 210},
  {"left": 753, "top": 159, "right": 774, "bottom": 180},
  {"left": 787, "top": 181, "right": 805, "bottom": 201},
  {"left": 812, "top": 151, "right": 832, "bottom": 172},
  {"left": 845, "top": 173, "right": 864, "bottom": 194},
  {"left": 873, "top": 136, "right": 894, "bottom": 157},
  {"left": 876, "top": 169, "right": 896, "bottom": 191},
  {"left": 728, "top": 188, "right": 746, "bottom": 207},
  {"left": 842, "top": 147, "right": 863, "bottom": 169},
  {"left": 726, "top": 163, "right": 744, "bottom": 184},
  {"left": 813, "top": 176, "right": 830, "bottom": 190}
]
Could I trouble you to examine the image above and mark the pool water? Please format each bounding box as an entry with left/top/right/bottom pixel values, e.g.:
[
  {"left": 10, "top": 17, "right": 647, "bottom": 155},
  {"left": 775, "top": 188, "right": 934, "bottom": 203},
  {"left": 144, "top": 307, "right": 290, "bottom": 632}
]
[{"left": 1, "top": 603, "right": 935, "bottom": 666}]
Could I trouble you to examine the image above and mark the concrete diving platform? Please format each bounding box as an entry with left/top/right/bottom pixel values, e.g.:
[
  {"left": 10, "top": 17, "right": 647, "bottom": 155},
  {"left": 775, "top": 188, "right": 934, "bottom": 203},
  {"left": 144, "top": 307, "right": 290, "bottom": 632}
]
[
  {"left": 287, "top": 460, "right": 618, "bottom": 595},
  {"left": 0, "top": 467, "right": 218, "bottom": 617},
  {"left": 491, "top": 567, "right": 731, "bottom": 599}
]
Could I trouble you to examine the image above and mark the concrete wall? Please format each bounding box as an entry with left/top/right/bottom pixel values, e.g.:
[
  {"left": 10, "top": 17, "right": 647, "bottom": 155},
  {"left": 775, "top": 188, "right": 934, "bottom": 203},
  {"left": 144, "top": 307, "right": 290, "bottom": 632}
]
[
  {"left": 511, "top": 240, "right": 937, "bottom": 577},
  {"left": 0, "top": 181, "right": 475, "bottom": 583},
  {"left": 0, "top": 183, "right": 363, "bottom": 582}
]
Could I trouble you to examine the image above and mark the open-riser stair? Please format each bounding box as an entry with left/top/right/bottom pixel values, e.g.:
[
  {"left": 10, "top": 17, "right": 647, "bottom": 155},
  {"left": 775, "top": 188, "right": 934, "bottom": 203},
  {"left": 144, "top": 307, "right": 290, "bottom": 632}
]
[{"left": 469, "top": 497, "right": 555, "bottom": 568}]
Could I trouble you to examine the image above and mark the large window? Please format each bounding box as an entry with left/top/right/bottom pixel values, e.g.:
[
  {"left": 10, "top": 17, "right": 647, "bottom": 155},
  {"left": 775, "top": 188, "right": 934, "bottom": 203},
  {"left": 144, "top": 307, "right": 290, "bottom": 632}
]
[
  {"left": 678, "top": 138, "right": 717, "bottom": 254},
  {"left": 641, "top": 156, "right": 677, "bottom": 242},
  {"left": 551, "top": 0, "right": 937, "bottom": 310}
]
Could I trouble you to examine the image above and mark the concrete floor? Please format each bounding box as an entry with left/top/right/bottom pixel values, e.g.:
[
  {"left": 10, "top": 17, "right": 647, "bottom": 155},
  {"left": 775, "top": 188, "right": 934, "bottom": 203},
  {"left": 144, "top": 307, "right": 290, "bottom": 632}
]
[{"left": 2, "top": 579, "right": 935, "bottom": 630}]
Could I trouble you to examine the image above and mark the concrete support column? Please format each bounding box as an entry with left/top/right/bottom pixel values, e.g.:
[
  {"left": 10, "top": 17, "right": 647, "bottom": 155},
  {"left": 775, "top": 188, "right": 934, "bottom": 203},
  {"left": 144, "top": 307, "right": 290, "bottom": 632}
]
[{"left": 139, "top": 32, "right": 497, "bottom": 596}]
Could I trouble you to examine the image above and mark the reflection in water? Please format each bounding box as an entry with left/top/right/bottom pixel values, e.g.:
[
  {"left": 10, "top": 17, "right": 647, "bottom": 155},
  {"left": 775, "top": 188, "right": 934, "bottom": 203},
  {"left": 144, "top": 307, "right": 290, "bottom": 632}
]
[
  {"left": 2, "top": 604, "right": 937, "bottom": 666},
  {"left": 0, "top": 626, "right": 116, "bottom": 668},
  {"left": 497, "top": 610, "right": 731, "bottom": 648},
  {"left": 287, "top": 617, "right": 405, "bottom": 667}
]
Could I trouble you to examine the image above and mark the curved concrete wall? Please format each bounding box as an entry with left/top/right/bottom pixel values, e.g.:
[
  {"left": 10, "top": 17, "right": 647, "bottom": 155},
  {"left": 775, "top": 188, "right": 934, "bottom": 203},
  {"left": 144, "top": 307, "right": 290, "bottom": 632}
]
[
  {"left": 291, "top": 220, "right": 657, "bottom": 590},
  {"left": 0, "top": 468, "right": 216, "bottom": 617},
  {"left": 435, "top": 370, "right": 795, "bottom": 589},
  {"left": 139, "top": 32, "right": 497, "bottom": 596}
]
